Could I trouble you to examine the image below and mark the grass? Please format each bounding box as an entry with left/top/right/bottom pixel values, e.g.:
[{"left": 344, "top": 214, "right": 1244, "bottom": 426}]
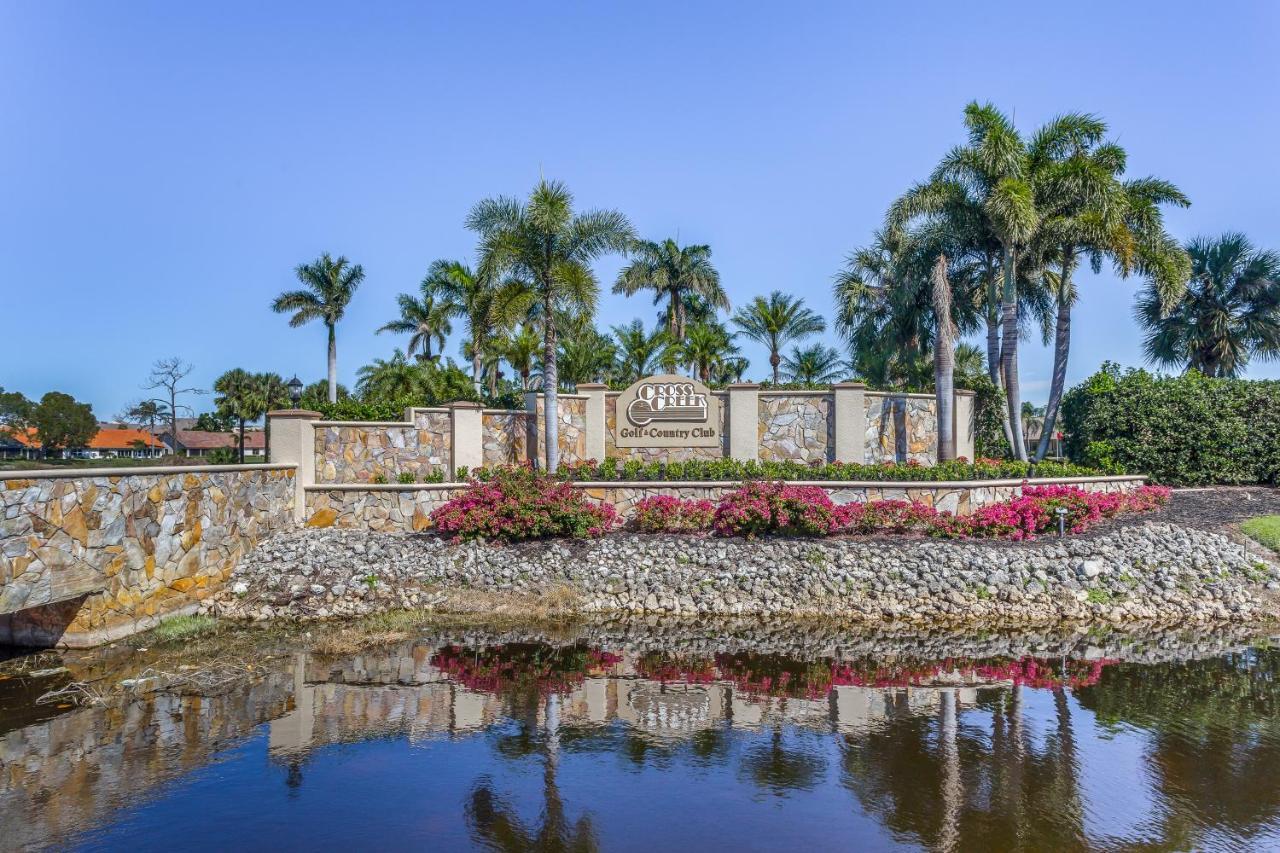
[
  {"left": 148, "top": 614, "right": 220, "bottom": 643},
  {"left": 1241, "top": 516, "right": 1280, "bottom": 553}
]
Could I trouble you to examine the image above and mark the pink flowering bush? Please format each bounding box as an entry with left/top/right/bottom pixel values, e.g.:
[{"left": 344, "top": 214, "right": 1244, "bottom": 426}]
[
  {"left": 712, "top": 481, "right": 842, "bottom": 537},
  {"left": 430, "top": 466, "right": 617, "bottom": 542},
  {"left": 633, "top": 495, "right": 717, "bottom": 533},
  {"left": 838, "top": 499, "right": 939, "bottom": 535},
  {"left": 936, "top": 484, "right": 1171, "bottom": 540}
]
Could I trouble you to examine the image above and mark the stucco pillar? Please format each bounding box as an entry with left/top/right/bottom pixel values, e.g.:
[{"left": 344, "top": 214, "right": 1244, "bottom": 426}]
[
  {"left": 449, "top": 401, "right": 484, "bottom": 480},
  {"left": 954, "top": 389, "right": 976, "bottom": 461},
  {"left": 832, "top": 383, "right": 867, "bottom": 464},
  {"left": 267, "top": 409, "right": 321, "bottom": 523},
  {"left": 577, "top": 383, "right": 608, "bottom": 463},
  {"left": 727, "top": 383, "right": 760, "bottom": 462}
]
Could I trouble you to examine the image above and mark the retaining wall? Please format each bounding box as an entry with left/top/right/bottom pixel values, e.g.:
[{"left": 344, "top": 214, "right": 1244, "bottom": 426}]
[{"left": 0, "top": 464, "right": 296, "bottom": 646}]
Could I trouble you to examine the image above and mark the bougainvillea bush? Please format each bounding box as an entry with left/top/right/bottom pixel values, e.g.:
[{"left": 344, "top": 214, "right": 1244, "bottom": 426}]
[
  {"left": 632, "top": 495, "right": 717, "bottom": 533},
  {"left": 711, "top": 480, "right": 843, "bottom": 537},
  {"left": 935, "top": 485, "right": 1171, "bottom": 541},
  {"left": 429, "top": 465, "right": 617, "bottom": 542}
]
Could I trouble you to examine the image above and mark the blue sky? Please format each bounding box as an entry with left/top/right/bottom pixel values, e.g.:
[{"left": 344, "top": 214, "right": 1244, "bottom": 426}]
[{"left": 2, "top": 1, "right": 1277, "bottom": 418}]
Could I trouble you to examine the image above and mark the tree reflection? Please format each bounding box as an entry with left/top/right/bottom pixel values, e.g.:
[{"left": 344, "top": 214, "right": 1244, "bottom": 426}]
[{"left": 739, "top": 723, "right": 825, "bottom": 796}]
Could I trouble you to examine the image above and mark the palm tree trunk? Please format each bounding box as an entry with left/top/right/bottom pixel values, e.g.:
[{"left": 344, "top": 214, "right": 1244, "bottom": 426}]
[
  {"left": 1000, "top": 247, "right": 1028, "bottom": 461},
  {"left": 543, "top": 310, "right": 560, "bottom": 473},
  {"left": 770, "top": 352, "right": 781, "bottom": 384},
  {"left": 326, "top": 323, "right": 338, "bottom": 404},
  {"left": 986, "top": 267, "right": 1016, "bottom": 457},
  {"left": 472, "top": 353, "right": 483, "bottom": 397},
  {"left": 932, "top": 255, "right": 956, "bottom": 461},
  {"left": 1036, "top": 255, "right": 1074, "bottom": 462},
  {"left": 238, "top": 417, "right": 246, "bottom": 464},
  {"left": 669, "top": 292, "right": 681, "bottom": 340}
]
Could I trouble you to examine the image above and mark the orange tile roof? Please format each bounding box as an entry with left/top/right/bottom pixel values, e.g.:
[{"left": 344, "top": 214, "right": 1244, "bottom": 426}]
[{"left": 10, "top": 426, "right": 164, "bottom": 449}]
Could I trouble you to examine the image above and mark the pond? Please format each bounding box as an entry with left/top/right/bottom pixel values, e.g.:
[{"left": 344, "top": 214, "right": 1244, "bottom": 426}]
[{"left": 2, "top": 619, "right": 1279, "bottom": 851}]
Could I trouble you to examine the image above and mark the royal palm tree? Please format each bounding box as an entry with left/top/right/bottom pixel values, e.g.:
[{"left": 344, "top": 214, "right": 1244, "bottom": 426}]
[
  {"left": 271, "top": 253, "right": 363, "bottom": 404},
  {"left": 355, "top": 350, "right": 423, "bottom": 400},
  {"left": 614, "top": 238, "right": 727, "bottom": 342},
  {"left": 611, "top": 319, "right": 670, "bottom": 383},
  {"left": 213, "top": 368, "right": 264, "bottom": 463},
  {"left": 468, "top": 180, "right": 633, "bottom": 472},
  {"left": 782, "top": 343, "right": 845, "bottom": 385},
  {"left": 1137, "top": 233, "right": 1280, "bottom": 378},
  {"left": 732, "top": 292, "right": 826, "bottom": 384},
  {"left": 377, "top": 276, "right": 456, "bottom": 363},
  {"left": 679, "top": 320, "right": 739, "bottom": 383}
]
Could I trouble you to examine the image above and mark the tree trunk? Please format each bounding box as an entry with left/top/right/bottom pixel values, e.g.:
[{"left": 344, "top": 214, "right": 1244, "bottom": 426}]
[
  {"left": 669, "top": 292, "right": 681, "bottom": 340},
  {"left": 326, "top": 323, "right": 338, "bottom": 404},
  {"left": 1036, "top": 253, "right": 1074, "bottom": 462},
  {"left": 543, "top": 310, "right": 559, "bottom": 473},
  {"left": 472, "top": 352, "right": 483, "bottom": 397},
  {"left": 986, "top": 265, "right": 1015, "bottom": 457},
  {"left": 1000, "top": 247, "right": 1028, "bottom": 461},
  {"left": 770, "top": 352, "right": 781, "bottom": 384},
  {"left": 932, "top": 254, "right": 956, "bottom": 461},
  {"left": 238, "top": 417, "right": 246, "bottom": 464}
]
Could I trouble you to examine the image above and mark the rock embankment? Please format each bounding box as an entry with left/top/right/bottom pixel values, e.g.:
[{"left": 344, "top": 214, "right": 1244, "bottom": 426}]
[{"left": 211, "top": 523, "right": 1280, "bottom": 626}]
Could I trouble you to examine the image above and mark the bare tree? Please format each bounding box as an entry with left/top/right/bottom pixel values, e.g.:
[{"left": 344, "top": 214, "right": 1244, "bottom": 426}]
[{"left": 143, "top": 357, "right": 205, "bottom": 453}]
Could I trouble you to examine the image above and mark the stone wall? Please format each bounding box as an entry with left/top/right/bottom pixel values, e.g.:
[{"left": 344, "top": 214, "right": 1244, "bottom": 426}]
[
  {"left": 0, "top": 466, "right": 295, "bottom": 646},
  {"left": 481, "top": 411, "right": 529, "bottom": 467},
  {"left": 758, "top": 393, "right": 834, "bottom": 464},
  {"left": 300, "top": 476, "right": 1145, "bottom": 532},
  {"left": 866, "top": 394, "right": 937, "bottom": 465},
  {"left": 604, "top": 392, "right": 728, "bottom": 462},
  {"left": 314, "top": 409, "right": 451, "bottom": 484},
  {"left": 534, "top": 395, "right": 587, "bottom": 465}
]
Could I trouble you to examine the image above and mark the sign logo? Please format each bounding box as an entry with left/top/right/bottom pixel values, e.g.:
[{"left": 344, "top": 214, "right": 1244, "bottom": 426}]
[{"left": 614, "top": 374, "right": 720, "bottom": 448}]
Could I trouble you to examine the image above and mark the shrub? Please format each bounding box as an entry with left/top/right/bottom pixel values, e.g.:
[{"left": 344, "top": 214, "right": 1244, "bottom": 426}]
[
  {"left": 397, "top": 471, "right": 416, "bottom": 484},
  {"left": 936, "top": 485, "right": 1170, "bottom": 540},
  {"left": 429, "top": 465, "right": 616, "bottom": 542},
  {"left": 633, "top": 495, "right": 716, "bottom": 533},
  {"left": 206, "top": 446, "right": 240, "bottom": 465},
  {"left": 712, "top": 481, "right": 841, "bottom": 538},
  {"left": 839, "top": 500, "right": 939, "bottom": 535},
  {"left": 1062, "top": 363, "right": 1280, "bottom": 485}
]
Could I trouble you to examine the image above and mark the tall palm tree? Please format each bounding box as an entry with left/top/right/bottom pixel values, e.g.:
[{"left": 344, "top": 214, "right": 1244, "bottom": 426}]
[
  {"left": 255, "top": 372, "right": 292, "bottom": 458},
  {"left": 502, "top": 324, "right": 542, "bottom": 390},
  {"left": 611, "top": 319, "right": 670, "bottom": 383},
  {"left": 679, "top": 320, "right": 739, "bottom": 383},
  {"left": 1137, "top": 234, "right": 1280, "bottom": 378},
  {"left": 732, "top": 292, "right": 826, "bottom": 384},
  {"left": 782, "top": 343, "right": 845, "bottom": 385},
  {"left": 377, "top": 275, "right": 456, "bottom": 363},
  {"left": 271, "top": 253, "right": 364, "bottom": 404},
  {"left": 422, "top": 260, "right": 504, "bottom": 393},
  {"left": 1025, "top": 121, "right": 1189, "bottom": 460},
  {"left": 614, "top": 238, "right": 727, "bottom": 342},
  {"left": 468, "top": 179, "right": 633, "bottom": 472},
  {"left": 213, "top": 368, "right": 264, "bottom": 463}
]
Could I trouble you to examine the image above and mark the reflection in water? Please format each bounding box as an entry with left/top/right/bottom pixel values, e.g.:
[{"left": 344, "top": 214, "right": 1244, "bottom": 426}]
[{"left": 1, "top": 623, "right": 1279, "bottom": 850}]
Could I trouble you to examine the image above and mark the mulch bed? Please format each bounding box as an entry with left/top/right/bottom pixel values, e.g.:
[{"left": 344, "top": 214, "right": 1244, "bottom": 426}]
[{"left": 1076, "top": 485, "right": 1280, "bottom": 540}]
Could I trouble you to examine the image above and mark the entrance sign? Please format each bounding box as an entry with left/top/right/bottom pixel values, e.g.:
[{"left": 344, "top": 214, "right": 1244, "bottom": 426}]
[{"left": 615, "top": 374, "right": 721, "bottom": 448}]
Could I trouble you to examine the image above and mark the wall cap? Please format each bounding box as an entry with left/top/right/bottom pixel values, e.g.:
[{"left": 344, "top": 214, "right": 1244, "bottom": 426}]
[
  {"left": 727, "top": 383, "right": 761, "bottom": 390},
  {"left": 576, "top": 383, "right": 609, "bottom": 391},
  {"left": 304, "top": 474, "right": 1146, "bottom": 491},
  {"left": 832, "top": 382, "right": 867, "bottom": 390},
  {"left": 448, "top": 400, "right": 483, "bottom": 409},
  {"left": 267, "top": 409, "right": 322, "bottom": 419},
  {"left": 0, "top": 463, "right": 297, "bottom": 481}
]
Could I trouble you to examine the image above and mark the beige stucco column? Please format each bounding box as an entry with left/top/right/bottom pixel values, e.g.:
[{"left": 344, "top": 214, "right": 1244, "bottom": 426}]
[
  {"left": 955, "top": 389, "right": 976, "bottom": 461},
  {"left": 727, "top": 383, "right": 760, "bottom": 462},
  {"left": 267, "top": 409, "right": 321, "bottom": 523},
  {"left": 449, "top": 401, "right": 484, "bottom": 480},
  {"left": 832, "top": 382, "right": 867, "bottom": 464},
  {"left": 577, "top": 383, "right": 608, "bottom": 463}
]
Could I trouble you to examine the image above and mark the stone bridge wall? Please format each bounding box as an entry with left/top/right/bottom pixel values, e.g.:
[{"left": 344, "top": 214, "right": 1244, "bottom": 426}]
[{"left": 0, "top": 465, "right": 295, "bottom": 646}]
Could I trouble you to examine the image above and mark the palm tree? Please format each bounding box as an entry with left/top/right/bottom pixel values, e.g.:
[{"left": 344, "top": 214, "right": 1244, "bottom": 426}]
[
  {"left": 782, "top": 343, "right": 844, "bottom": 385},
  {"left": 502, "top": 324, "right": 542, "bottom": 390},
  {"left": 713, "top": 356, "right": 750, "bottom": 385},
  {"left": 732, "top": 292, "right": 826, "bottom": 384},
  {"left": 355, "top": 350, "right": 423, "bottom": 400},
  {"left": 213, "top": 368, "right": 264, "bottom": 463},
  {"left": 1020, "top": 401, "right": 1046, "bottom": 444},
  {"left": 1024, "top": 121, "right": 1189, "bottom": 460},
  {"left": 679, "top": 320, "right": 739, "bottom": 383},
  {"left": 377, "top": 276, "right": 456, "bottom": 363},
  {"left": 271, "top": 253, "right": 364, "bottom": 404},
  {"left": 123, "top": 399, "right": 168, "bottom": 437},
  {"left": 611, "top": 319, "right": 670, "bottom": 383},
  {"left": 255, "top": 372, "right": 292, "bottom": 458},
  {"left": 468, "top": 179, "right": 633, "bottom": 472},
  {"left": 556, "top": 314, "right": 617, "bottom": 390},
  {"left": 614, "top": 238, "right": 727, "bottom": 342},
  {"left": 1137, "top": 234, "right": 1280, "bottom": 378},
  {"left": 423, "top": 259, "right": 521, "bottom": 393}
]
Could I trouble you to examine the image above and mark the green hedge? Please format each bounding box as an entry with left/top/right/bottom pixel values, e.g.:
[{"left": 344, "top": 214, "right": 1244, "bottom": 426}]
[
  {"left": 1061, "top": 363, "right": 1280, "bottom": 486},
  {"left": 462, "top": 457, "right": 1109, "bottom": 483},
  {"left": 312, "top": 391, "right": 523, "bottom": 421}
]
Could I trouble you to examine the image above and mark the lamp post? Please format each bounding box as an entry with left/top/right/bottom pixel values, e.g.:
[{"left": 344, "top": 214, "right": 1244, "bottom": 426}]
[{"left": 287, "top": 375, "right": 303, "bottom": 407}]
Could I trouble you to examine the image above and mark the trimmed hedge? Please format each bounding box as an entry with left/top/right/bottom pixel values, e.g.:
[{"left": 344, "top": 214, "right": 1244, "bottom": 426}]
[{"left": 1061, "top": 363, "right": 1280, "bottom": 486}]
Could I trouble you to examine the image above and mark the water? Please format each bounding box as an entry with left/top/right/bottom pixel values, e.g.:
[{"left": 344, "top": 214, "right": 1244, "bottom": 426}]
[{"left": 2, "top": 620, "right": 1279, "bottom": 851}]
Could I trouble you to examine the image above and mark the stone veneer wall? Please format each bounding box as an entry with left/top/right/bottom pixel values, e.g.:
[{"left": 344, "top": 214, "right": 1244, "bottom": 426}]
[
  {"left": 865, "top": 394, "right": 938, "bottom": 465},
  {"left": 534, "top": 396, "right": 587, "bottom": 465},
  {"left": 481, "top": 411, "right": 530, "bottom": 467},
  {"left": 314, "top": 409, "right": 452, "bottom": 483},
  {"left": 758, "top": 394, "right": 834, "bottom": 464},
  {"left": 0, "top": 466, "right": 295, "bottom": 646},
  {"left": 301, "top": 476, "right": 1144, "bottom": 531},
  {"left": 605, "top": 392, "right": 728, "bottom": 462}
]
